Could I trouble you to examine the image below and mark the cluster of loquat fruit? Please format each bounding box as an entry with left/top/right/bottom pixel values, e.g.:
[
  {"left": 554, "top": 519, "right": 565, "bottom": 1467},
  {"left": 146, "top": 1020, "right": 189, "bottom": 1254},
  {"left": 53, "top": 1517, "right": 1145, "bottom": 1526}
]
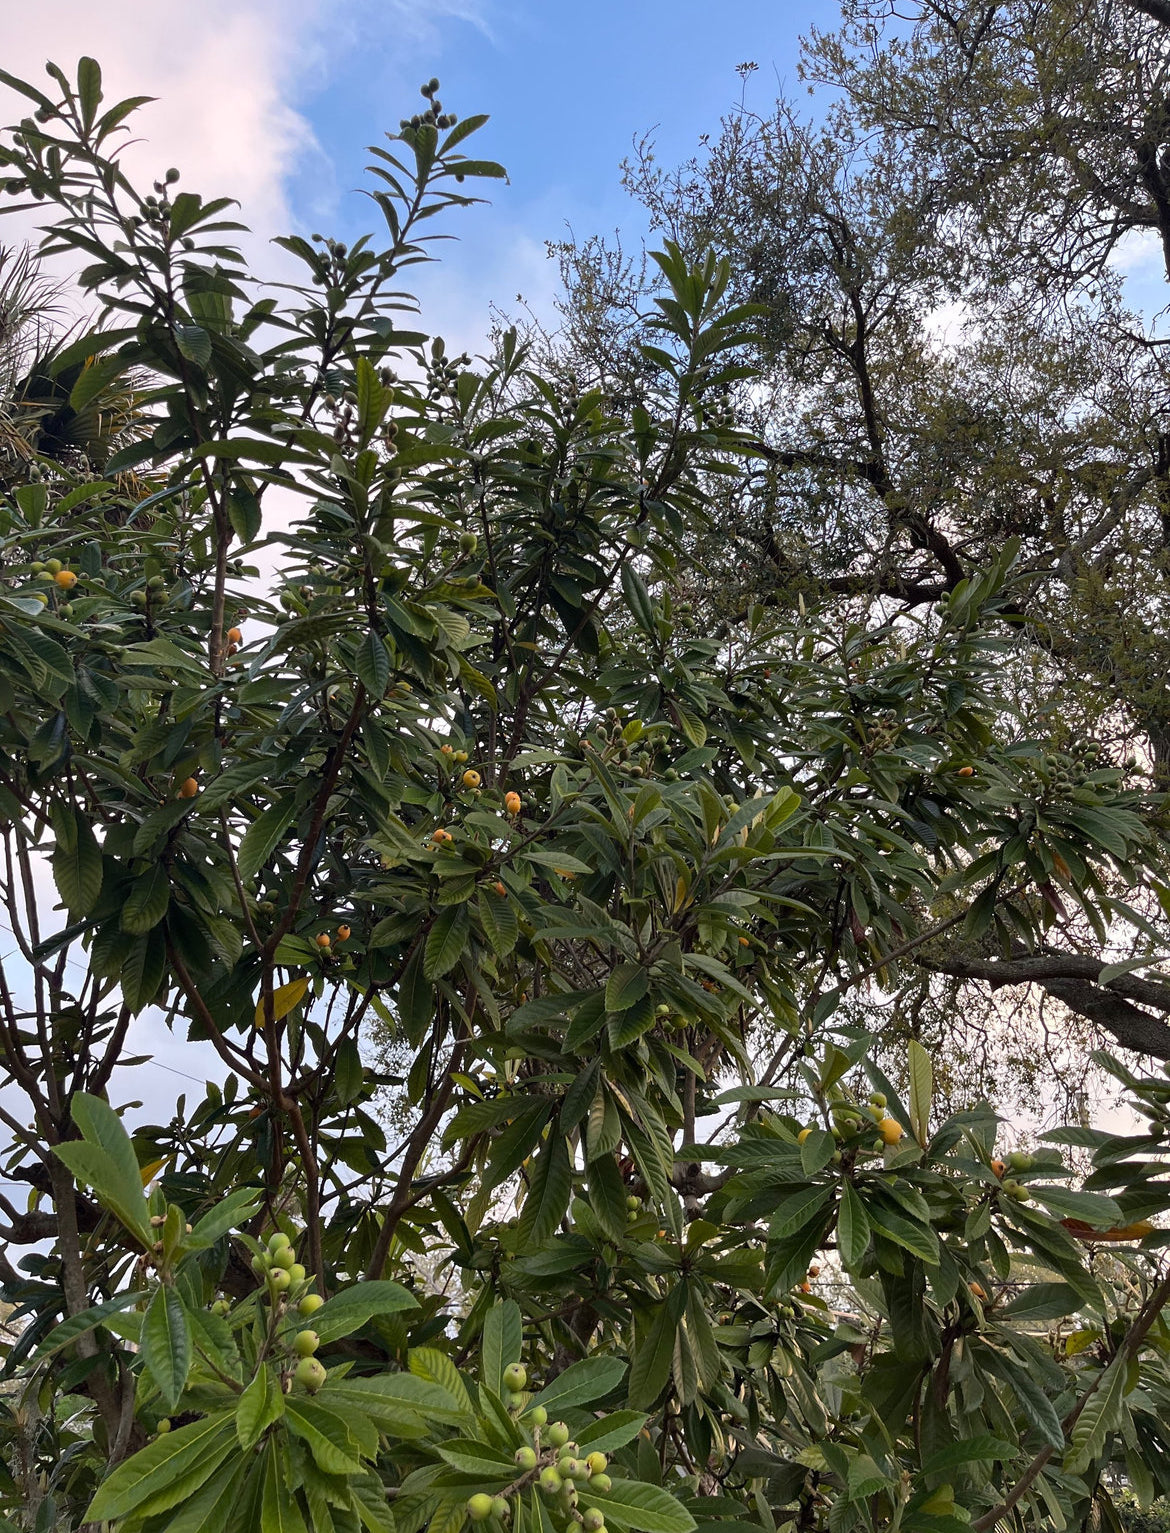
[
  {"left": 989, "top": 1150, "right": 1034, "bottom": 1203},
  {"left": 465, "top": 1366, "right": 616, "bottom": 1533},
  {"left": 248, "top": 1230, "right": 328, "bottom": 1393},
  {"left": 798, "top": 1091, "right": 905, "bottom": 1162},
  {"left": 430, "top": 748, "right": 523, "bottom": 847}
]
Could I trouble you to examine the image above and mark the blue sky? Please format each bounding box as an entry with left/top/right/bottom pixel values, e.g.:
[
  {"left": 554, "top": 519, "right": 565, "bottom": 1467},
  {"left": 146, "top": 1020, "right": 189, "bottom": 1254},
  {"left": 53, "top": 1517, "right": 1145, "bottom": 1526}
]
[{"left": 281, "top": 0, "right": 834, "bottom": 340}]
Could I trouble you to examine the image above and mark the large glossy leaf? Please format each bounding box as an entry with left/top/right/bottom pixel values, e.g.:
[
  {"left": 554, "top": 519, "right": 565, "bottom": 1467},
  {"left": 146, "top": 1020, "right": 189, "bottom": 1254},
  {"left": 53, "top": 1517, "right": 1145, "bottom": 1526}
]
[
  {"left": 237, "top": 1364, "right": 284, "bottom": 1449},
  {"left": 260, "top": 1436, "right": 309, "bottom": 1533},
  {"left": 141, "top": 1285, "right": 191, "bottom": 1412},
  {"left": 1065, "top": 1352, "right": 1127, "bottom": 1475},
  {"left": 53, "top": 1093, "right": 151, "bottom": 1241},
  {"left": 86, "top": 1412, "right": 236, "bottom": 1520},
  {"left": 284, "top": 1397, "right": 366, "bottom": 1476},
  {"left": 50, "top": 802, "right": 102, "bottom": 917},
  {"left": 312, "top": 1280, "right": 420, "bottom": 1344},
  {"left": 32, "top": 1289, "right": 146, "bottom": 1359},
  {"left": 425, "top": 903, "right": 471, "bottom": 980},
  {"left": 531, "top": 1354, "right": 629, "bottom": 1414},
  {"left": 481, "top": 1298, "right": 523, "bottom": 1397},
  {"left": 579, "top": 1479, "right": 697, "bottom": 1533},
  {"left": 628, "top": 1290, "right": 684, "bottom": 1410},
  {"left": 237, "top": 799, "right": 298, "bottom": 882},
  {"left": 516, "top": 1125, "right": 571, "bottom": 1246}
]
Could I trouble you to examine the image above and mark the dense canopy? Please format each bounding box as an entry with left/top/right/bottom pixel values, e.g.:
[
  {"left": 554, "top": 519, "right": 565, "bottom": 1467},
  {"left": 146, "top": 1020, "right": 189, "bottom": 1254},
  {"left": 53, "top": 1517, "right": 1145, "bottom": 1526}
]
[{"left": 2, "top": 12, "right": 1170, "bottom": 1533}]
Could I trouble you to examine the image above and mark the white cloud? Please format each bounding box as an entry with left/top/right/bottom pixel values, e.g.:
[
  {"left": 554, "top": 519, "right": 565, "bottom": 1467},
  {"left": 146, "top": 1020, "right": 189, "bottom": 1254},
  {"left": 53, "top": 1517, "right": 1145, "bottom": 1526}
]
[
  {"left": 0, "top": 1, "right": 322, "bottom": 251},
  {"left": 0, "top": 0, "right": 510, "bottom": 338},
  {"left": 0, "top": 0, "right": 493, "bottom": 253}
]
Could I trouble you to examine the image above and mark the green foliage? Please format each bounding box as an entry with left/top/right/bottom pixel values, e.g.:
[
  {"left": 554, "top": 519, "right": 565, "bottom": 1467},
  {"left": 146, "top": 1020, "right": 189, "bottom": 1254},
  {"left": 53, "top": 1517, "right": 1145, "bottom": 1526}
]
[{"left": 0, "top": 49, "right": 1168, "bottom": 1533}]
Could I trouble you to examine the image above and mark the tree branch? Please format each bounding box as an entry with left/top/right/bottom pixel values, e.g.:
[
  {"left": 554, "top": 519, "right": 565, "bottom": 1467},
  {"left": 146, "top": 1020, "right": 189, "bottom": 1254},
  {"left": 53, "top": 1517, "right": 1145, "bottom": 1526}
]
[
  {"left": 920, "top": 948, "right": 1170, "bottom": 1058},
  {"left": 1121, "top": 0, "right": 1170, "bottom": 29}
]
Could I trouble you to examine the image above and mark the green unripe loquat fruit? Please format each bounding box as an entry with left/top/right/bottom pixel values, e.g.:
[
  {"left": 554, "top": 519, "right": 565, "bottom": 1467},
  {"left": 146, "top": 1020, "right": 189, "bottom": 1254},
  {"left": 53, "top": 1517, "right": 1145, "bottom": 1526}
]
[
  {"left": 503, "top": 1362, "right": 527, "bottom": 1392},
  {"left": 467, "top": 1494, "right": 494, "bottom": 1522},
  {"left": 294, "top": 1355, "right": 327, "bottom": 1393},
  {"left": 293, "top": 1330, "right": 319, "bottom": 1357},
  {"left": 299, "top": 1293, "right": 325, "bottom": 1316}
]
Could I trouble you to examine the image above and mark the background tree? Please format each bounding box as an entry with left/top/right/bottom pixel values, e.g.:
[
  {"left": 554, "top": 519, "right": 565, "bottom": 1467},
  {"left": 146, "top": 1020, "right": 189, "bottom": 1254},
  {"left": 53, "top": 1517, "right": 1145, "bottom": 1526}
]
[{"left": 547, "top": 0, "right": 1170, "bottom": 1102}]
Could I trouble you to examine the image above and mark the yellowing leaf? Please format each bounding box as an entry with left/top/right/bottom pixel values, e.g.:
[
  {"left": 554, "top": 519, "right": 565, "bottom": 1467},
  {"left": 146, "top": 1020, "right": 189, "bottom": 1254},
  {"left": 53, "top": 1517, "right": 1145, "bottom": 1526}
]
[
  {"left": 139, "top": 1158, "right": 168, "bottom": 1188},
  {"left": 254, "top": 978, "right": 309, "bottom": 1029},
  {"left": 1066, "top": 1328, "right": 1100, "bottom": 1356}
]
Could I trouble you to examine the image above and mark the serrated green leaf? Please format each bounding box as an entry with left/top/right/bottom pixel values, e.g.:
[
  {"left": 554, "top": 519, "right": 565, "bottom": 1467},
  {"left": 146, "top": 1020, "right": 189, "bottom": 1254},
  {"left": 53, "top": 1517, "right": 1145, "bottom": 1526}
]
[
  {"left": 163, "top": 1459, "right": 247, "bottom": 1533},
  {"left": 425, "top": 903, "right": 471, "bottom": 980},
  {"left": 51, "top": 804, "right": 102, "bottom": 917},
  {"left": 579, "top": 1477, "right": 696, "bottom": 1533},
  {"left": 532, "top": 1353, "right": 629, "bottom": 1413},
  {"left": 284, "top": 1396, "right": 365, "bottom": 1476},
  {"left": 575, "top": 1411, "right": 649, "bottom": 1455},
  {"left": 1065, "top": 1352, "right": 1126, "bottom": 1475},
  {"left": 620, "top": 562, "right": 656, "bottom": 635},
  {"left": 838, "top": 1182, "right": 871, "bottom": 1270},
  {"left": 908, "top": 1038, "right": 932, "bottom": 1145},
  {"left": 54, "top": 1093, "right": 151, "bottom": 1240},
  {"left": 477, "top": 886, "right": 519, "bottom": 956},
  {"left": 769, "top": 1184, "right": 832, "bottom": 1241},
  {"left": 175, "top": 324, "right": 211, "bottom": 366},
  {"left": 628, "top": 1289, "right": 684, "bottom": 1410},
  {"left": 85, "top": 1411, "right": 236, "bottom": 1520},
  {"left": 517, "top": 1125, "right": 572, "bottom": 1246},
  {"left": 481, "top": 1299, "right": 523, "bottom": 1397},
  {"left": 260, "top": 1436, "right": 309, "bottom": 1533},
  {"left": 355, "top": 630, "right": 391, "bottom": 696},
  {"left": 32, "top": 1289, "right": 148, "bottom": 1359},
  {"left": 1028, "top": 1184, "right": 1123, "bottom": 1227},
  {"left": 122, "top": 863, "right": 171, "bottom": 934},
  {"left": 408, "top": 1346, "right": 473, "bottom": 1414},
  {"left": 237, "top": 799, "right": 298, "bottom": 882},
  {"left": 121, "top": 925, "right": 167, "bottom": 1013},
  {"left": 312, "top": 1280, "right": 420, "bottom": 1344},
  {"left": 237, "top": 1363, "right": 284, "bottom": 1449},
  {"left": 142, "top": 1286, "right": 191, "bottom": 1411},
  {"left": 606, "top": 961, "right": 648, "bottom": 1013}
]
